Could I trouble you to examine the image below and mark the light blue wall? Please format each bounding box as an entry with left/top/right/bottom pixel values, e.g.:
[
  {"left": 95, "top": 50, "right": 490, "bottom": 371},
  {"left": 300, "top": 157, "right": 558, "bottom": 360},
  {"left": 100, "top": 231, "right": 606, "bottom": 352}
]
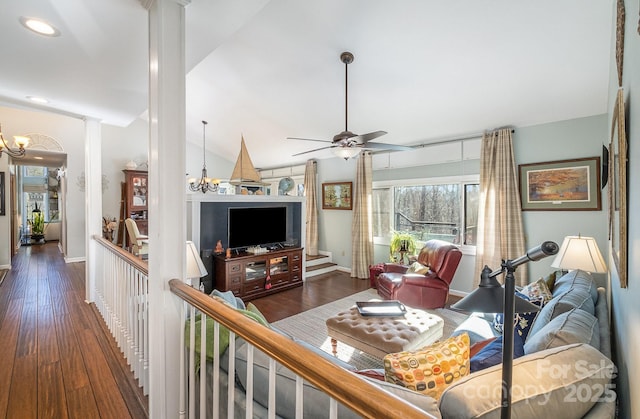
[
  {"left": 317, "top": 114, "right": 608, "bottom": 289},
  {"left": 607, "top": 0, "right": 640, "bottom": 417},
  {"left": 514, "top": 115, "right": 609, "bottom": 284}
]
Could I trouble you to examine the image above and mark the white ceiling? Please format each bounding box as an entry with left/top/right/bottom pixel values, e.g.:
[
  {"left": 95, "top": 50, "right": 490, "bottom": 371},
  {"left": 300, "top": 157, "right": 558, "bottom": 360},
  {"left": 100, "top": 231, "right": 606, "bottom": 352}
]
[{"left": 0, "top": 0, "right": 614, "bottom": 169}]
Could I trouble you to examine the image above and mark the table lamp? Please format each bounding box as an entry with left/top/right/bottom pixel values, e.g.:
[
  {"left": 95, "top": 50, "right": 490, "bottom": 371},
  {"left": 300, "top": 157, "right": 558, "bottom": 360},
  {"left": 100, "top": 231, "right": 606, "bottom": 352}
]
[
  {"left": 452, "top": 241, "right": 559, "bottom": 419},
  {"left": 550, "top": 235, "right": 607, "bottom": 273},
  {"left": 186, "top": 241, "right": 208, "bottom": 289}
]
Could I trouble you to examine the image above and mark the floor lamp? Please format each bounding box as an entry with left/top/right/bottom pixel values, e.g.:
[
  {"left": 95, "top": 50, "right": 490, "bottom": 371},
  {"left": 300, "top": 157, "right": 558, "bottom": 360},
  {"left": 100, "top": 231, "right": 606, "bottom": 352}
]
[{"left": 452, "top": 241, "right": 559, "bottom": 419}]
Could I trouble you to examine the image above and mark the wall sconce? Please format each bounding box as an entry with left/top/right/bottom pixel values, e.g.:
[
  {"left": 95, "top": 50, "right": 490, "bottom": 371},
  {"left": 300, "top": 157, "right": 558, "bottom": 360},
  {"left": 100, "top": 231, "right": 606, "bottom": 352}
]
[{"left": 0, "top": 124, "right": 29, "bottom": 158}]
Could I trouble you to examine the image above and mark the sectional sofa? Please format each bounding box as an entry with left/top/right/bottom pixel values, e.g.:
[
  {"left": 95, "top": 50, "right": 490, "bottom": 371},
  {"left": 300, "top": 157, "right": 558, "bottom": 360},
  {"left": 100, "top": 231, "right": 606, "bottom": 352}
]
[{"left": 193, "top": 269, "right": 615, "bottom": 418}]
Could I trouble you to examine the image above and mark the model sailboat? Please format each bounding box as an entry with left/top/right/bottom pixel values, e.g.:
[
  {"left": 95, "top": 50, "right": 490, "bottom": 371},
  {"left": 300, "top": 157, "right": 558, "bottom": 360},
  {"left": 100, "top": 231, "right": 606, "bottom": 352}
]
[{"left": 229, "top": 136, "right": 268, "bottom": 188}]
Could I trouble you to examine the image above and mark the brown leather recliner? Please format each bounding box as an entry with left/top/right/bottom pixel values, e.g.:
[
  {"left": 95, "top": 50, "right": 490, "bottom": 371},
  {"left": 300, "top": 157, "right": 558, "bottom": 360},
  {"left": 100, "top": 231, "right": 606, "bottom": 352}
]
[{"left": 376, "top": 239, "right": 462, "bottom": 309}]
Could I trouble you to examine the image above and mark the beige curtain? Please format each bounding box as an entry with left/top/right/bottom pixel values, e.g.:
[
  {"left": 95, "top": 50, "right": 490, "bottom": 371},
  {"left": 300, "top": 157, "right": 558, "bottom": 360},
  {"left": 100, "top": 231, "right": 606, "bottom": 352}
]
[
  {"left": 351, "top": 152, "right": 373, "bottom": 279},
  {"left": 304, "top": 160, "right": 318, "bottom": 256},
  {"left": 474, "top": 129, "right": 528, "bottom": 286}
]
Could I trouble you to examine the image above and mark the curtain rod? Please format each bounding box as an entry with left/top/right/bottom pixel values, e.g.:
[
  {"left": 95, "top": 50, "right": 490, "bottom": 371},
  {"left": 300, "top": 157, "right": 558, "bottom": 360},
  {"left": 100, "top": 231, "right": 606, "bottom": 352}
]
[{"left": 412, "top": 128, "right": 515, "bottom": 149}]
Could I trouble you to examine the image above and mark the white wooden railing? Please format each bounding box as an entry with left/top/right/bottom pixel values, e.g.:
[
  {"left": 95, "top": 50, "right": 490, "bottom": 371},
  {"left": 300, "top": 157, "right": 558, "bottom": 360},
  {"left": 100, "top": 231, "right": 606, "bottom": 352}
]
[
  {"left": 170, "top": 279, "right": 435, "bottom": 419},
  {"left": 90, "top": 236, "right": 435, "bottom": 417},
  {"left": 93, "top": 236, "right": 149, "bottom": 395}
]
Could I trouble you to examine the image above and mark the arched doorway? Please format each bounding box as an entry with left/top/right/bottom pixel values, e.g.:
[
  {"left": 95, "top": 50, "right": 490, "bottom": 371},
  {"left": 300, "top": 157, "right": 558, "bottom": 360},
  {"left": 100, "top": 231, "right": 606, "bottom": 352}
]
[{"left": 10, "top": 133, "right": 67, "bottom": 257}]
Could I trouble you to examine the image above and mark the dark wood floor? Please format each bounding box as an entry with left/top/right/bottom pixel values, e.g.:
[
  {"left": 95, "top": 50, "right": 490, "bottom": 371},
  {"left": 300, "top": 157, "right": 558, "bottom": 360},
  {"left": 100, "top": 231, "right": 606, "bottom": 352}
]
[
  {"left": 250, "top": 271, "right": 372, "bottom": 322},
  {"left": 0, "top": 243, "right": 376, "bottom": 418},
  {"left": 0, "top": 242, "right": 147, "bottom": 419}
]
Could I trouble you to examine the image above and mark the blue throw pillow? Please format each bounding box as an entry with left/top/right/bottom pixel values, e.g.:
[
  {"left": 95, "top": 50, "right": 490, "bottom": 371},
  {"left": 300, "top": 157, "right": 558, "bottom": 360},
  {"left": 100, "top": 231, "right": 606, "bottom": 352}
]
[
  {"left": 470, "top": 333, "right": 525, "bottom": 372},
  {"left": 210, "top": 289, "right": 240, "bottom": 308},
  {"left": 492, "top": 291, "right": 542, "bottom": 341}
]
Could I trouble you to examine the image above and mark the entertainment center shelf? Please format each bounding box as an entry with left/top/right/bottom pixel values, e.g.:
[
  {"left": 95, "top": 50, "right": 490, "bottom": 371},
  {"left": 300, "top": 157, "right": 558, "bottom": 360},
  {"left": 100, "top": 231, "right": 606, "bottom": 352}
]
[
  {"left": 214, "top": 247, "right": 303, "bottom": 300},
  {"left": 187, "top": 194, "right": 306, "bottom": 294}
]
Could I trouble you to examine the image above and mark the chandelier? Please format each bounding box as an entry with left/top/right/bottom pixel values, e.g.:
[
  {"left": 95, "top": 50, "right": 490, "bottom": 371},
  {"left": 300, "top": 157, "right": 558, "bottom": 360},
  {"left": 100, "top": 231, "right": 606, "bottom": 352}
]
[
  {"left": 0, "top": 123, "right": 29, "bottom": 158},
  {"left": 188, "top": 120, "right": 220, "bottom": 193}
]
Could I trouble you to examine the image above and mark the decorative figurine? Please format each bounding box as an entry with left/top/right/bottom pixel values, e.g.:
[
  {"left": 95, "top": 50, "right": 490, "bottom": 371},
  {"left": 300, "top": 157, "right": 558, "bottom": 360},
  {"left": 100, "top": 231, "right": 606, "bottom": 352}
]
[
  {"left": 215, "top": 240, "right": 224, "bottom": 254},
  {"left": 226, "top": 248, "right": 231, "bottom": 258}
]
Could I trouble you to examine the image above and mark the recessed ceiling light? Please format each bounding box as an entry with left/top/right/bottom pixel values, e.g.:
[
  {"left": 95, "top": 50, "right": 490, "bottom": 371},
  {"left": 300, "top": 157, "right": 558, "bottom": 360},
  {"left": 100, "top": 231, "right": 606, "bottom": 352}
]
[
  {"left": 26, "top": 96, "right": 49, "bottom": 104},
  {"left": 19, "top": 17, "right": 60, "bottom": 37},
  {"left": 34, "top": 156, "right": 44, "bottom": 160}
]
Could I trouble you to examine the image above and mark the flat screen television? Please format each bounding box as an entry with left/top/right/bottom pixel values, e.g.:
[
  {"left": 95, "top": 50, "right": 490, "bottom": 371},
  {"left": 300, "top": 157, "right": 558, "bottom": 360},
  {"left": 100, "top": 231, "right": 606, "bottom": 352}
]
[{"left": 228, "top": 206, "right": 287, "bottom": 249}]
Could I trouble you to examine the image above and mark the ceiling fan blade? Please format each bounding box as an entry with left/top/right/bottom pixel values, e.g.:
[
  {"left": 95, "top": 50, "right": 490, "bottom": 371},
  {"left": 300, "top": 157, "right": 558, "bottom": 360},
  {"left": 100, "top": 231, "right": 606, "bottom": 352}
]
[
  {"left": 361, "top": 142, "right": 413, "bottom": 152},
  {"left": 291, "top": 145, "right": 335, "bottom": 156},
  {"left": 352, "top": 130, "right": 387, "bottom": 143},
  {"left": 287, "top": 137, "right": 332, "bottom": 143}
]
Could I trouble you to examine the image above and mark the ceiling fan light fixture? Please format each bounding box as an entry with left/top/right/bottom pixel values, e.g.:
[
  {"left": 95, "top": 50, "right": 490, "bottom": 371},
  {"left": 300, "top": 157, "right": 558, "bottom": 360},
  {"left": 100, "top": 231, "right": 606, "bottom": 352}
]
[{"left": 332, "top": 147, "right": 360, "bottom": 160}]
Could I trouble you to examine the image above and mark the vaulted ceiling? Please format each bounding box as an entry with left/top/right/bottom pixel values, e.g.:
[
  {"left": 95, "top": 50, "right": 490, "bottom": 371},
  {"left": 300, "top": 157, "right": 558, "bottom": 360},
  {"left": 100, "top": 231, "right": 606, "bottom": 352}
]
[{"left": 0, "top": 0, "right": 614, "bottom": 168}]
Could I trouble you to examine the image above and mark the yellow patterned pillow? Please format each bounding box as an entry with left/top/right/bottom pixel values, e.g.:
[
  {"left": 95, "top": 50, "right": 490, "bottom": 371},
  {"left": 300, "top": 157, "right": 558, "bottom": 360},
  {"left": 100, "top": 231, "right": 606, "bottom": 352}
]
[
  {"left": 406, "top": 261, "right": 429, "bottom": 275},
  {"left": 383, "top": 333, "right": 470, "bottom": 399}
]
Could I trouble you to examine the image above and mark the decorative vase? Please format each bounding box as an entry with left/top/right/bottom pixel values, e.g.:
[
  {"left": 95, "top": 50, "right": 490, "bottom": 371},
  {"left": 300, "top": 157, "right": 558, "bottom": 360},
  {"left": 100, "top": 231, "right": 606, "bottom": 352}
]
[{"left": 126, "top": 160, "right": 137, "bottom": 170}]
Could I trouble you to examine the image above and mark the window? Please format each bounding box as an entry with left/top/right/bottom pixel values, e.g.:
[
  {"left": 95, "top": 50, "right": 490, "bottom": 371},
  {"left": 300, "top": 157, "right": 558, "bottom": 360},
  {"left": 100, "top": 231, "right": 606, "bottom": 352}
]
[{"left": 373, "top": 177, "right": 479, "bottom": 247}]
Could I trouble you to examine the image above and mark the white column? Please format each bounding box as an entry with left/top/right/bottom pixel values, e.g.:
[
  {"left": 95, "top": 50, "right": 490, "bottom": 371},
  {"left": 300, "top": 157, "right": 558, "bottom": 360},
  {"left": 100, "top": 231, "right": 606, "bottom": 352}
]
[
  {"left": 147, "top": 0, "right": 189, "bottom": 417},
  {"left": 84, "top": 118, "right": 102, "bottom": 302}
]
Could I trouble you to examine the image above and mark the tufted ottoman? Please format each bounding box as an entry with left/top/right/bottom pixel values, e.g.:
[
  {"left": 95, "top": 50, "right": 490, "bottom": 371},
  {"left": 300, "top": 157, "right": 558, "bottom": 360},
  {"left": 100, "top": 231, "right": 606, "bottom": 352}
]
[{"left": 325, "top": 306, "right": 444, "bottom": 359}]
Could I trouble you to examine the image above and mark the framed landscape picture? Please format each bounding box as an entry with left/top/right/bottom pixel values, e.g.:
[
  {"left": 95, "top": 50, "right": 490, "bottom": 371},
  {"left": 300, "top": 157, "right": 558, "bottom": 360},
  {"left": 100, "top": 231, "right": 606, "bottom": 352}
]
[
  {"left": 322, "top": 182, "right": 352, "bottom": 210},
  {"left": 518, "top": 157, "right": 601, "bottom": 211}
]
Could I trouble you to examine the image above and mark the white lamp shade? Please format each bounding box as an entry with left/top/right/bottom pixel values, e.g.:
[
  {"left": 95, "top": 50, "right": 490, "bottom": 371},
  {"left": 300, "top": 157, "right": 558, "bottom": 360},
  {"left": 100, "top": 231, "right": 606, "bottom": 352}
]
[
  {"left": 550, "top": 236, "right": 607, "bottom": 273},
  {"left": 186, "top": 241, "right": 208, "bottom": 281}
]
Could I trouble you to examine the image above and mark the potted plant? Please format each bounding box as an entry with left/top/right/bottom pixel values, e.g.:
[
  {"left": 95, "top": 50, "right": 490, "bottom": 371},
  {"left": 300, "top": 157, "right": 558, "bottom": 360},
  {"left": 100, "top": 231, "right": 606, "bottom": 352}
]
[
  {"left": 31, "top": 203, "right": 45, "bottom": 243},
  {"left": 389, "top": 231, "right": 417, "bottom": 263}
]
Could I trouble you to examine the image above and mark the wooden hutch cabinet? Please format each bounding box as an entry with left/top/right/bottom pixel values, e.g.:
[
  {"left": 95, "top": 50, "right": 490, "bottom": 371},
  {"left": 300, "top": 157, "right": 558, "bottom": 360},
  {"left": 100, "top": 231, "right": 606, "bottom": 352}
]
[
  {"left": 123, "top": 169, "right": 148, "bottom": 240},
  {"left": 214, "top": 248, "right": 303, "bottom": 300}
]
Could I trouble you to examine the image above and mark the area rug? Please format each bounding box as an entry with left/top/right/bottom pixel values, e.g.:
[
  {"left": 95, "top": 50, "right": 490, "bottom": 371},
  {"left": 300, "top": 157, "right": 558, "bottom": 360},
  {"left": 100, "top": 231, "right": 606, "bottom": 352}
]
[{"left": 272, "top": 289, "right": 469, "bottom": 370}]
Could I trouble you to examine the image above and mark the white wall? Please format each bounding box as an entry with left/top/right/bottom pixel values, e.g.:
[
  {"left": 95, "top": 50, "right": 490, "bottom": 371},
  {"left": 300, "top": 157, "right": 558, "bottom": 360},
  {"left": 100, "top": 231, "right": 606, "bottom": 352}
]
[
  {"left": 100, "top": 119, "right": 235, "bottom": 244},
  {"left": 101, "top": 118, "right": 149, "bottom": 223},
  {"left": 186, "top": 140, "right": 235, "bottom": 187},
  {"left": 316, "top": 157, "right": 358, "bottom": 270},
  {"left": 0, "top": 106, "right": 85, "bottom": 262}
]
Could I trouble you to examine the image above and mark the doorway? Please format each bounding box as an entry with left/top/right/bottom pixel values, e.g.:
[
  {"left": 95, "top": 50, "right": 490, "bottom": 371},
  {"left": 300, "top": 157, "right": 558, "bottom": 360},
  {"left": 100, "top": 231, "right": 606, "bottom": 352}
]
[{"left": 10, "top": 148, "right": 67, "bottom": 257}]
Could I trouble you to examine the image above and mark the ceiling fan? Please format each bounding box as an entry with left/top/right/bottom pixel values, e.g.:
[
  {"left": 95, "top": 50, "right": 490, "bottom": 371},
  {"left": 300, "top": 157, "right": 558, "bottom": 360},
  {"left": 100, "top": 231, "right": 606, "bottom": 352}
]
[{"left": 288, "top": 51, "right": 412, "bottom": 160}]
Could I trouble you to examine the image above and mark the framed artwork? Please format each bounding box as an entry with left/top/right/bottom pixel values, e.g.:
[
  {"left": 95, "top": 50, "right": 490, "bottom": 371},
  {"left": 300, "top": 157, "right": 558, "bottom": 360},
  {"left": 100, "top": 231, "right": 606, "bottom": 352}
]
[
  {"left": 0, "top": 172, "right": 5, "bottom": 216},
  {"left": 322, "top": 182, "right": 353, "bottom": 210},
  {"left": 609, "top": 88, "right": 628, "bottom": 288},
  {"left": 518, "top": 157, "right": 601, "bottom": 211},
  {"left": 616, "top": 0, "right": 625, "bottom": 87}
]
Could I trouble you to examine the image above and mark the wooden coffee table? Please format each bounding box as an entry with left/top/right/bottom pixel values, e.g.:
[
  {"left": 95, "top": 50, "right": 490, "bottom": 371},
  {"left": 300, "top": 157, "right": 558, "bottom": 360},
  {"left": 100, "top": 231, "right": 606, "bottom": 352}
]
[{"left": 325, "top": 304, "right": 444, "bottom": 359}]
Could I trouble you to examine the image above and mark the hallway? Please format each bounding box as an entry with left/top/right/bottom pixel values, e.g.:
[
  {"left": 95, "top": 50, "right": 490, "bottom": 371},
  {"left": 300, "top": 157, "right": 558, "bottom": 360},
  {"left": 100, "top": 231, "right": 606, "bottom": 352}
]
[{"left": 0, "top": 242, "right": 147, "bottom": 418}]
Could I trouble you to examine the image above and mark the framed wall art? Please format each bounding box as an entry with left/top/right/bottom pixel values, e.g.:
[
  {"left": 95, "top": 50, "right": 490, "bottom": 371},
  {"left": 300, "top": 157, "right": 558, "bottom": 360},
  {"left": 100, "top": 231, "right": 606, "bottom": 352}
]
[
  {"left": 609, "top": 88, "right": 628, "bottom": 288},
  {"left": 616, "top": 0, "right": 625, "bottom": 86},
  {"left": 0, "top": 172, "right": 5, "bottom": 216},
  {"left": 322, "top": 182, "right": 352, "bottom": 210},
  {"left": 518, "top": 157, "right": 601, "bottom": 211}
]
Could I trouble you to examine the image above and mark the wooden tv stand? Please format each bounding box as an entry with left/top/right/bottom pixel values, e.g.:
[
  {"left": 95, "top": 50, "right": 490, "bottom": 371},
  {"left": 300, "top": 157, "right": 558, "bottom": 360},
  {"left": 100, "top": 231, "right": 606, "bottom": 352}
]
[{"left": 214, "top": 247, "right": 303, "bottom": 301}]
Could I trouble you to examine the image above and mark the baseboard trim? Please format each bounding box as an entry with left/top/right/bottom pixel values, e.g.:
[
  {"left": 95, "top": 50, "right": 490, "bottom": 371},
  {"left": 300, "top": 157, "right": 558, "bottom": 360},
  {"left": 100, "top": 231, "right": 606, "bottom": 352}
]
[
  {"left": 449, "top": 289, "right": 469, "bottom": 298},
  {"left": 0, "top": 264, "right": 11, "bottom": 270},
  {"left": 64, "top": 256, "right": 86, "bottom": 264},
  {"left": 336, "top": 266, "right": 351, "bottom": 274}
]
